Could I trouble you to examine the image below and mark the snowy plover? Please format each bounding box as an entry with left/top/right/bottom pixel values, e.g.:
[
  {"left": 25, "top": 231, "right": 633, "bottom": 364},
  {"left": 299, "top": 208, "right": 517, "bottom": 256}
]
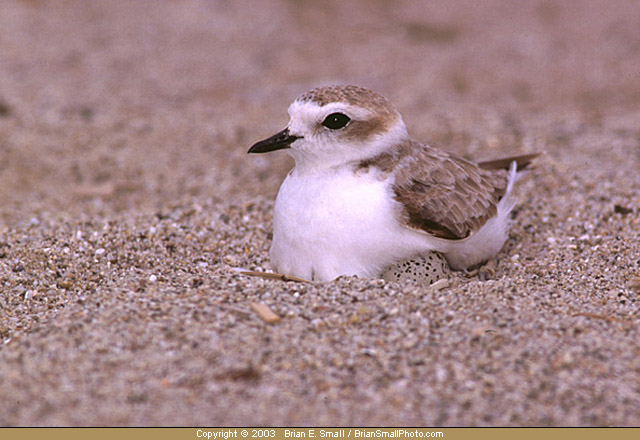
[{"left": 249, "top": 85, "right": 537, "bottom": 282}]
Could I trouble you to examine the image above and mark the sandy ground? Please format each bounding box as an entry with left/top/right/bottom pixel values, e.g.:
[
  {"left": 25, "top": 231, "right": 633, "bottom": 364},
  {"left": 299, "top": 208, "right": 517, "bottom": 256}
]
[{"left": 1, "top": 0, "right": 639, "bottom": 426}]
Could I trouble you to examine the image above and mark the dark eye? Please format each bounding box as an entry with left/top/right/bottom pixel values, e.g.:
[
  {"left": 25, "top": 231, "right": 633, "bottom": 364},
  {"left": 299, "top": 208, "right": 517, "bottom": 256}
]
[{"left": 322, "top": 112, "right": 351, "bottom": 130}]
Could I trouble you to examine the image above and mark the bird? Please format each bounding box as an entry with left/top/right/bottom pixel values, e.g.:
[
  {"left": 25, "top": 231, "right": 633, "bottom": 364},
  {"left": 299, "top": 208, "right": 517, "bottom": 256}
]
[{"left": 248, "top": 85, "right": 537, "bottom": 282}]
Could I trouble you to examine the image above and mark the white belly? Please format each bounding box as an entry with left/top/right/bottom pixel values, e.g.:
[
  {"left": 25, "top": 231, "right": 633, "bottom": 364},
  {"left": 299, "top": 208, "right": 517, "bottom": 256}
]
[{"left": 270, "top": 167, "right": 433, "bottom": 281}]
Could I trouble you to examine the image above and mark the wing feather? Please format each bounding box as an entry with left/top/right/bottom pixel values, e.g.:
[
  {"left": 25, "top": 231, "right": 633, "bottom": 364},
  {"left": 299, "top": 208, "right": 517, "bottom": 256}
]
[{"left": 392, "top": 141, "right": 510, "bottom": 240}]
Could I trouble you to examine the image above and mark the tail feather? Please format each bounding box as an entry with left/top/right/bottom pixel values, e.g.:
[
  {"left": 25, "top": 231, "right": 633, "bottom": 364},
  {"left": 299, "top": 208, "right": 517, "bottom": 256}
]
[{"left": 477, "top": 152, "right": 541, "bottom": 171}]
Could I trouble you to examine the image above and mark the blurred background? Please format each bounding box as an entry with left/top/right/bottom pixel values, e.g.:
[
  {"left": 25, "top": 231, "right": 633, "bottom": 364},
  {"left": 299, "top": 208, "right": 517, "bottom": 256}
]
[{"left": 1, "top": 0, "right": 638, "bottom": 225}]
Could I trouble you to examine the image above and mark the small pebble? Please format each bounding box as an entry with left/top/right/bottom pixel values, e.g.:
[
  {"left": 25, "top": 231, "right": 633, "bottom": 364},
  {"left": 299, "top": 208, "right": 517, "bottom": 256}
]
[
  {"left": 429, "top": 278, "right": 450, "bottom": 291},
  {"left": 250, "top": 302, "right": 281, "bottom": 324}
]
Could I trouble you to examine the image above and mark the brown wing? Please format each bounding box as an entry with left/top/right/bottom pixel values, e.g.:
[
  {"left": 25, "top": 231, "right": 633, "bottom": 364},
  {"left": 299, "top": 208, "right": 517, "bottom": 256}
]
[{"left": 393, "top": 141, "right": 509, "bottom": 240}]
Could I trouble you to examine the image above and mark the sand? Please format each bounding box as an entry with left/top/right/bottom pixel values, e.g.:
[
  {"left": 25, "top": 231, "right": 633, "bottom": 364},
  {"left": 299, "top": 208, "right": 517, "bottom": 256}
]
[{"left": 0, "top": 0, "right": 639, "bottom": 426}]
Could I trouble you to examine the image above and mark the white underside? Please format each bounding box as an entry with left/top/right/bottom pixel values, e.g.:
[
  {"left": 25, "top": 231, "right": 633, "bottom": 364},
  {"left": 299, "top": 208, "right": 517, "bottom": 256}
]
[{"left": 270, "top": 162, "right": 519, "bottom": 281}]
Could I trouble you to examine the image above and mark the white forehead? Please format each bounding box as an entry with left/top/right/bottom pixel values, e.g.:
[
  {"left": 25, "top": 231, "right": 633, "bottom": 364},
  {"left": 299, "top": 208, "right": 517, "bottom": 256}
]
[{"left": 287, "top": 100, "right": 374, "bottom": 132}]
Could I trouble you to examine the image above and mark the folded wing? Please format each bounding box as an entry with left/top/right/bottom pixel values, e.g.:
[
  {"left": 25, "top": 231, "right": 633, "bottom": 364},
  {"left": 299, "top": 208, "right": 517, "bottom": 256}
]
[{"left": 393, "top": 142, "right": 522, "bottom": 240}]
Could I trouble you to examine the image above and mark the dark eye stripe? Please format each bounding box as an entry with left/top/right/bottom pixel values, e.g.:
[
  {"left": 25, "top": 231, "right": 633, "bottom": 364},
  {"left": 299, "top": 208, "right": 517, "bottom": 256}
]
[{"left": 322, "top": 113, "right": 351, "bottom": 130}]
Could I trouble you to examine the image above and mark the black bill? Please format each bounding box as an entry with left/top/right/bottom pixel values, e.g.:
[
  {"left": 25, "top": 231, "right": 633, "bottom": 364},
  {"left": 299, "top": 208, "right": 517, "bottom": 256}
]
[{"left": 248, "top": 128, "right": 301, "bottom": 154}]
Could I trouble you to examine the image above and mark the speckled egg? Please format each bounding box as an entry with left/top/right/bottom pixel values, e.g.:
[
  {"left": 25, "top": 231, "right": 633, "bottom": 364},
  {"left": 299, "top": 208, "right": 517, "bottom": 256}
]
[{"left": 381, "top": 252, "right": 450, "bottom": 284}]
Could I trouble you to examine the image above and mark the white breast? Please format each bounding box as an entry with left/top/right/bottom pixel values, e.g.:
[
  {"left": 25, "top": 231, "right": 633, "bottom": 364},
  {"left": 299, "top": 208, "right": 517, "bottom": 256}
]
[{"left": 270, "top": 166, "right": 437, "bottom": 281}]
